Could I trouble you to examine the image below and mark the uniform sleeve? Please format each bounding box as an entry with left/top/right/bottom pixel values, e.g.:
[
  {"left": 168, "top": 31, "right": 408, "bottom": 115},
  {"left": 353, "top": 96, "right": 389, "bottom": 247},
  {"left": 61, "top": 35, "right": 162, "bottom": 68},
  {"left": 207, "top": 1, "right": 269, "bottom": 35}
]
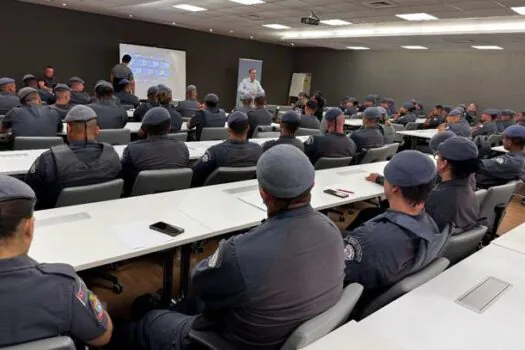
[
  {"left": 191, "top": 150, "right": 218, "bottom": 187},
  {"left": 1, "top": 109, "right": 13, "bottom": 131},
  {"left": 342, "top": 231, "right": 370, "bottom": 287},
  {"left": 424, "top": 191, "right": 447, "bottom": 232},
  {"left": 478, "top": 157, "right": 507, "bottom": 178},
  {"left": 120, "top": 146, "right": 136, "bottom": 196},
  {"left": 133, "top": 104, "right": 146, "bottom": 122},
  {"left": 187, "top": 112, "right": 199, "bottom": 129},
  {"left": 120, "top": 108, "right": 128, "bottom": 128},
  {"left": 25, "top": 152, "right": 59, "bottom": 210},
  {"left": 69, "top": 276, "right": 109, "bottom": 343},
  {"left": 303, "top": 136, "right": 318, "bottom": 164},
  {"left": 191, "top": 239, "right": 248, "bottom": 309},
  {"left": 54, "top": 111, "right": 63, "bottom": 133}
]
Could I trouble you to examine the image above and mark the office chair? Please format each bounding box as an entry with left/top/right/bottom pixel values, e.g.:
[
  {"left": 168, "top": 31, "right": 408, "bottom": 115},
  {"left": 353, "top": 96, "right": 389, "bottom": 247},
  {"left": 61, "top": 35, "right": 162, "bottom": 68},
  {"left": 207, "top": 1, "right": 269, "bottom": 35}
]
[
  {"left": 14, "top": 136, "right": 64, "bottom": 150},
  {"left": 478, "top": 181, "right": 519, "bottom": 240},
  {"left": 200, "top": 128, "right": 228, "bottom": 141},
  {"left": 166, "top": 133, "right": 188, "bottom": 142},
  {"left": 131, "top": 169, "right": 193, "bottom": 196},
  {"left": 252, "top": 125, "right": 278, "bottom": 138},
  {"left": 55, "top": 179, "right": 124, "bottom": 208},
  {"left": 442, "top": 225, "right": 488, "bottom": 265},
  {"left": 359, "top": 145, "right": 390, "bottom": 164},
  {"left": 404, "top": 122, "right": 419, "bottom": 131},
  {"left": 314, "top": 157, "right": 353, "bottom": 170},
  {"left": 203, "top": 166, "right": 257, "bottom": 186},
  {"left": 97, "top": 129, "right": 131, "bottom": 145},
  {"left": 384, "top": 143, "right": 400, "bottom": 160},
  {"left": 295, "top": 128, "right": 322, "bottom": 137}
]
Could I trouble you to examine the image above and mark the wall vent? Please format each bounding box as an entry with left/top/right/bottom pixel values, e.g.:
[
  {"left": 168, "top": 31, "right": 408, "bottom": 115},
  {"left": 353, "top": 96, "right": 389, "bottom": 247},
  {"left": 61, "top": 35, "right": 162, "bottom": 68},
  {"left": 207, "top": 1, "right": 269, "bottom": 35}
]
[{"left": 363, "top": 1, "right": 396, "bottom": 9}]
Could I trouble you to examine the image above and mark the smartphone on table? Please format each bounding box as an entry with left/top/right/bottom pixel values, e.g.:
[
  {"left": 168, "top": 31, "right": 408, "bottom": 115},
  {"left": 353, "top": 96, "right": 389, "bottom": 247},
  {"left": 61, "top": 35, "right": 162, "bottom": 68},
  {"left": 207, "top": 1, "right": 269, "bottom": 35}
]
[
  {"left": 323, "top": 189, "right": 350, "bottom": 198},
  {"left": 149, "top": 222, "right": 185, "bottom": 237}
]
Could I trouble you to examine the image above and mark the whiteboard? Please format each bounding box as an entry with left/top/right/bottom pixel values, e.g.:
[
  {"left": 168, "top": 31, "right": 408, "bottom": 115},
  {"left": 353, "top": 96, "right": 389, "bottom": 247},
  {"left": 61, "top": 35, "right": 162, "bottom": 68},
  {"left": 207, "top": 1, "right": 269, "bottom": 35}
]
[{"left": 289, "top": 73, "right": 312, "bottom": 97}]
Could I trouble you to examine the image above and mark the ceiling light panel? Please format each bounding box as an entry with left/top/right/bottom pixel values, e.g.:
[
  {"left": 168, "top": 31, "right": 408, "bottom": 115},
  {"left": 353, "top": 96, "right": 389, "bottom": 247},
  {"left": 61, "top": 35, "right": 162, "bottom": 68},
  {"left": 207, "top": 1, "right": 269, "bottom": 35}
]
[
  {"left": 172, "top": 4, "right": 207, "bottom": 12},
  {"left": 263, "top": 24, "right": 291, "bottom": 30},
  {"left": 401, "top": 45, "right": 428, "bottom": 49},
  {"left": 511, "top": 7, "right": 525, "bottom": 15},
  {"left": 320, "top": 19, "right": 352, "bottom": 26},
  {"left": 472, "top": 45, "right": 503, "bottom": 50},
  {"left": 228, "top": 0, "right": 265, "bottom": 4},
  {"left": 347, "top": 46, "right": 370, "bottom": 50},
  {"left": 396, "top": 13, "right": 438, "bottom": 21}
]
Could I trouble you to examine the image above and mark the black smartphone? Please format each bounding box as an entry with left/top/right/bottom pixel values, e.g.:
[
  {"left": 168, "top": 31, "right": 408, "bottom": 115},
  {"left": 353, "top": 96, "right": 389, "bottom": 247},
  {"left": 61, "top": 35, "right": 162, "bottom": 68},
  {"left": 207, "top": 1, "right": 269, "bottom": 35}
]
[
  {"left": 149, "top": 222, "right": 185, "bottom": 237},
  {"left": 323, "top": 189, "right": 350, "bottom": 199}
]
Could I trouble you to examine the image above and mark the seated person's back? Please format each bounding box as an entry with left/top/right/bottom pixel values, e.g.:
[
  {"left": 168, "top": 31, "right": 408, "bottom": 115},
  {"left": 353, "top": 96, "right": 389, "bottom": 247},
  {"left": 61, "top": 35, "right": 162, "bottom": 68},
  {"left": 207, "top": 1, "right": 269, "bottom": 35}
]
[
  {"left": 68, "top": 77, "right": 90, "bottom": 105},
  {"left": 392, "top": 102, "right": 417, "bottom": 126},
  {"left": 263, "top": 111, "right": 304, "bottom": 152},
  {"left": 0, "top": 175, "right": 113, "bottom": 348},
  {"left": 25, "top": 105, "right": 121, "bottom": 209},
  {"left": 304, "top": 107, "right": 356, "bottom": 165},
  {"left": 87, "top": 81, "right": 127, "bottom": 129},
  {"left": 232, "top": 94, "right": 253, "bottom": 114},
  {"left": 157, "top": 85, "right": 183, "bottom": 132},
  {"left": 49, "top": 84, "right": 72, "bottom": 120},
  {"left": 1, "top": 87, "right": 62, "bottom": 137},
  {"left": 133, "top": 85, "right": 159, "bottom": 122},
  {"left": 121, "top": 107, "right": 190, "bottom": 195},
  {"left": 191, "top": 111, "right": 262, "bottom": 187},
  {"left": 247, "top": 92, "right": 272, "bottom": 138},
  {"left": 350, "top": 107, "right": 385, "bottom": 152},
  {"left": 496, "top": 110, "right": 516, "bottom": 132},
  {"left": 300, "top": 100, "right": 321, "bottom": 130},
  {"left": 0, "top": 77, "right": 20, "bottom": 114},
  {"left": 471, "top": 109, "right": 499, "bottom": 138},
  {"left": 115, "top": 79, "right": 140, "bottom": 108},
  {"left": 188, "top": 93, "right": 227, "bottom": 141},
  {"left": 443, "top": 109, "right": 472, "bottom": 137},
  {"left": 176, "top": 85, "right": 201, "bottom": 118}
]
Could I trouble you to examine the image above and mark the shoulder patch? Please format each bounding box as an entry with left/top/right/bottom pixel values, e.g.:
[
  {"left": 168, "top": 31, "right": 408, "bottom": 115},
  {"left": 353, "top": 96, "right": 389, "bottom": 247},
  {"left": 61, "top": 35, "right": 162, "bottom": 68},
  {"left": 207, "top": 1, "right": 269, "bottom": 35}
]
[
  {"left": 201, "top": 151, "right": 211, "bottom": 163},
  {"left": 88, "top": 291, "right": 105, "bottom": 322},
  {"left": 343, "top": 236, "right": 363, "bottom": 263},
  {"left": 305, "top": 136, "right": 314, "bottom": 145},
  {"left": 495, "top": 157, "right": 505, "bottom": 165}
]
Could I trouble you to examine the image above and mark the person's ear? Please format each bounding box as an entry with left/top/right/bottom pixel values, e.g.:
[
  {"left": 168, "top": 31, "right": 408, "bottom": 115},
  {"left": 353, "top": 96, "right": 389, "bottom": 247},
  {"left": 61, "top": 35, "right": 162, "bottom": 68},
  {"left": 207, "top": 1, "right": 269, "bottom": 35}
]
[
  {"left": 66, "top": 123, "right": 71, "bottom": 134},
  {"left": 95, "top": 126, "right": 100, "bottom": 137},
  {"left": 259, "top": 187, "right": 271, "bottom": 204},
  {"left": 23, "top": 217, "right": 35, "bottom": 242}
]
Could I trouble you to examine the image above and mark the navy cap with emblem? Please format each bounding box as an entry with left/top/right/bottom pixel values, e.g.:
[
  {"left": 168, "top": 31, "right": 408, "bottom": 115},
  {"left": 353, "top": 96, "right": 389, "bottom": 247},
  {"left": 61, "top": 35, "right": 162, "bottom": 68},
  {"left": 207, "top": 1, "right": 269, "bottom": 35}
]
[
  {"left": 429, "top": 131, "right": 455, "bottom": 152},
  {"left": 0, "top": 174, "right": 35, "bottom": 202},
  {"left": 204, "top": 93, "right": 219, "bottom": 104},
  {"left": 22, "top": 74, "right": 36, "bottom": 82},
  {"left": 118, "top": 79, "right": 131, "bottom": 86},
  {"left": 0, "top": 77, "right": 15, "bottom": 86},
  {"left": 363, "top": 107, "right": 381, "bottom": 120},
  {"left": 228, "top": 111, "right": 248, "bottom": 127},
  {"left": 142, "top": 107, "right": 170, "bottom": 126},
  {"left": 257, "top": 144, "right": 315, "bottom": 199},
  {"left": 438, "top": 136, "right": 478, "bottom": 160},
  {"left": 402, "top": 101, "right": 414, "bottom": 110},
  {"left": 282, "top": 111, "right": 301, "bottom": 124},
  {"left": 384, "top": 150, "right": 436, "bottom": 187},
  {"left": 186, "top": 85, "right": 197, "bottom": 92},
  {"left": 504, "top": 124, "right": 525, "bottom": 139},
  {"left": 377, "top": 106, "right": 387, "bottom": 115},
  {"left": 68, "top": 76, "right": 84, "bottom": 84},
  {"left": 324, "top": 107, "right": 343, "bottom": 122},
  {"left": 447, "top": 109, "right": 462, "bottom": 117},
  {"left": 65, "top": 105, "right": 97, "bottom": 122},
  {"left": 18, "top": 87, "right": 37, "bottom": 102},
  {"left": 54, "top": 84, "right": 71, "bottom": 92},
  {"left": 147, "top": 86, "right": 159, "bottom": 95},
  {"left": 94, "top": 80, "right": 113, "bottom": 90}
]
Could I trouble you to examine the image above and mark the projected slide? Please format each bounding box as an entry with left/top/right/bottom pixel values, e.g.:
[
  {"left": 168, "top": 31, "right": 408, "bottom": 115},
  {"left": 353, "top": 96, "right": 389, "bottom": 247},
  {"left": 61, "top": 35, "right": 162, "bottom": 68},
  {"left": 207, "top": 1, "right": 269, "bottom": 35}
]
[{"left": 119, "top": 43, "right": 186, "bottom": 100}]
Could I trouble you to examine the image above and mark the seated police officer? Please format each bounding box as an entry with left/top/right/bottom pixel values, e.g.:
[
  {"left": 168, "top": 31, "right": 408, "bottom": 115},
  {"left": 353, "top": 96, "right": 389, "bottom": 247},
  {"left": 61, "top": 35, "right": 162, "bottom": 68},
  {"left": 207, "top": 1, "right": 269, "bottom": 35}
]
[
  {"left": 304, "top": 107, "right": 356, "bottom": 165},
  {"left": 247, "top": 91, "right": 272, "bottom": 138},
  {"left": 121, "top": 107, "right": 190, "bottom": 196},
  {"left": 425, "top": 137, "right": 480, "bottom": 232},
  {"left": 233, "top": 93, "right": 253, "bottom": 114},
  {"left": 0, "top": 77, "right": 20, "bottom": 114},
  {"left": 191, "top": 111, "right": 262, "bottom": 187},
  {"left": 471, "top": 109, "right": 499, "bottom": 138},
  {"left": 188, "top": 93, "right": 227, "bottom": 141},
  {"left": 157, "top": 85, "right": 183, "bottom": 132},
  {"left": 25, "top": 105, "right": 121, "bottom": 209},
  {"left": 439, "top": 109, "right": 471, "bottom": 137},
  {"left": 300, "top": 100, "right": 321, "bottom": 130},
  {"left": 263, "top": 111, "right": 304, "bottom": 152},
  {"left": 497, "top": 109, "right": 516, "bottom": 132},
  {"left": 49, "top": 84, "right": 72, "bottom": 120},
  {"left": 0, "top": 175, "right": 113, "bottom": 347},
  {"left": 133, "top": 86, "right": 159, "bottom": 122},
  {"left": 476, "top": 124, "right": 525, "bottom": 188},
  {"left": 22, "top": 74, "right": 55, "bottom": 105},
  {"left": 88, "top": 81, "right": 127, "bottom": 129},
  {"left": 343, "top": 150, "right": 446, "bottom": 299},
  {"left": 422, "top": 105, "right": 444, "bottom": 129},
  {"left": 68, "top": 77, "right": 90, "bottom": 105},
  {"left": 0, "top": 87, "right": 62, "bottom": 137},
  {"left": 124, "top": 145, "right": 344, "bottom": 350},
  {"left": 392, "top": 101, "right": 417, "bottom": 126},
  {"left": 115, "top": 79, "right": 140, "bottom": 108},
  {"left": 350, "top": 107, "right": 385, "bottom": 152},
  {"left": 176, "top": 85, "right": 201, "bottom": 119}
]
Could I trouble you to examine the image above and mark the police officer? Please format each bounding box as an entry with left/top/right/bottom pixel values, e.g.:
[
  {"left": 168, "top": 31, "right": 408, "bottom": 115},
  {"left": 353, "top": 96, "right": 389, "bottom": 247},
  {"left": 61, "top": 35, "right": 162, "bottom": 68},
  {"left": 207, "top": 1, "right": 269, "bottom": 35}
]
[
  {"left": 350, "top": 107, "right": 385, "bottom": 152},
  {"left": 191, "top": 111, "right": 262, "bottom": 187},
  {"left": 0, "top": 77, "right": 20, "bottom": 114},
  {"left": 392, "top": 101, "right": 418, "bottom": 126},
  {"left": 157, "top": 85, "right": 183, "bottom": 132},
  {"left": 359, "top": 94, "right": 376, "bottom": 112},
  {"left": 471, "top": 109, "right": 499, "bottom": 138},
  {"left": 517, "top": 112, "right": 525, "bottom": 127},
  {"left": 497, "top": 109, "right": 516, "bottom": 132},
  {"left": 304, "top": 107, "right": 356, "bottom": 165},
  {"left": 115, "top": 79, "right": 140, "bottom": 108},
  {"left": 125, "top": 144, "right": 344, "bottom": 350},
  {"left": 121, "top": 107, "right": 190, "bottom": 196},
  {"left": 422, "top": 105, "right": 445, "bottom": 129},
  {"left": 133, "top": 86, "right": 159, "bottom": 122},
  {"left": 293, "top": 91, "right": 309, "bottom": 113},
  {"left": 233, "top": 93, "right": 253, "bottom": 114},
  {"left": 68, "top": 77, "right": 90, "bottom": 105},
  {"left": 343, "top": 150, "right": 446, "bottom": 296},
  {"left": 87, "top": 81, "right": 127, "bottom": 129},
  {"left": 48, "top": 84, "right": 72, "bottom": 120},
  {"left": 0, "top": 87, "right": 62, "bottom": 137},
  {"left": 262, "top": 111, "right": 304, "bottom": 152},
  {"left": 425, "top": 137, "right": 480, "bottom": 232},
  {"left": 476, "top": 124, "right": 525, "bottom": 188},
  {"left": 440, "top": 109, "right": 471, "bottom": 137},
  {"left": 25, "top": 105, "right": 121, "bottom": 209},
  {"left": 22, "top": 74, "right": 55, "bottom": 105},
  {"left": 176, "top": 85, "right": 201, "bottom": 119},
  {"left": 188, "top": 93, "right": 227, "bottom": 141},
  {"left": 0, "top": 175, "right": 113, "bottom": 347},
  {"left": 340, "top": 96, "right": 358, "bottom": 116},
  {"left": 247, "top": 91, "right": 272, "bottom": 138},
  {"left": 300, "top": 100, "right": 321, "bottom": 130}
]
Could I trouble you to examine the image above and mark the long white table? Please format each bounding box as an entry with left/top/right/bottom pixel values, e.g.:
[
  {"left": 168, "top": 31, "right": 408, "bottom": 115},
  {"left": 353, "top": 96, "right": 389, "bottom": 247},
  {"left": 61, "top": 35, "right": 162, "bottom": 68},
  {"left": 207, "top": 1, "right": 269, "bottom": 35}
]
[
  {"left": 306, "top": 244, "right": 525, "bottom": 350},
  {"left": 397, "top": 128, "right": 438, "bottom": 139},
  {"left": 492, "top": 222, "right": 525, "bottom": 255},
  {"left": 345, "top": 118, "right": 427, "bottom": 128}
]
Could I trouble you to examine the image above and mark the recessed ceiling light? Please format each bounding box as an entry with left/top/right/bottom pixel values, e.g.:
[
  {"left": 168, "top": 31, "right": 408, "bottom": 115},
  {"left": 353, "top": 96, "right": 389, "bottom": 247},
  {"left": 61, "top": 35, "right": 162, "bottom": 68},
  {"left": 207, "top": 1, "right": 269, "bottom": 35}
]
[
  {"left": 472, "top": 45, "right": 503, "bottom": 50},
  {"left": 396, "top": 13, "right": 438, "bottom": 21},
  {"left": 320, "top": 19, "right": 352, "bottom": 26},
  {"left": 511, "top": 6, "right": 525, "bottom": 15},
  {"left": 172, "top": 4, "right": 207, "bottom": 12},
  {"left": 346, "top": 46, "right": 370, "bottom": 50},
  {"left": 250, "top": 35, "right": 254, "bottom": 39},
  {"left": 209, "top": 28, "right": 213, "bottom": 32},
  {"left": 228, "top": 0, "right": 265, "bottom": 4},
  {"left": 229, "top": 30, "right": 234, "bottom": 33},
  {"left": 291, "top": 43, "right": 295, "bottom": 46},
  {"left": 171, "top": 22, "right": 176, "bottom": 25},
  {"left": 128, "top": 14, "right": 133, "bottom": 18},
  {"left": 262, "top": 24, "right": 291, "bottom": 30},
  {"left": 62, "top": 2, "right": 67, "bottom": 6},
  {"left": 401, "top": 45, "right": 428, "bottom": 50}
]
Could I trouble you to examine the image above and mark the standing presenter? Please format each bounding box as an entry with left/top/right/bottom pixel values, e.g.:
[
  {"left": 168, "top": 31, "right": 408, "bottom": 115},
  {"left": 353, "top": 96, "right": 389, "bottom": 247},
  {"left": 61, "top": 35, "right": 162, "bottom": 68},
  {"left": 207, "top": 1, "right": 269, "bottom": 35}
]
[{"left": 237, "top": 68, "right": 264, "bottom": 106}]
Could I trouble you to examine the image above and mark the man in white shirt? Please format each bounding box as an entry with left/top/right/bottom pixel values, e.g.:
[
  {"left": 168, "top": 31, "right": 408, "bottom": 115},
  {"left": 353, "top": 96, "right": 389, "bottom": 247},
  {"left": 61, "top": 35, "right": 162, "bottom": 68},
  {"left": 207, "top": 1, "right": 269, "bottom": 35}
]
[{"left": 238, "top": 68, "right": 264, "bottom": 105}]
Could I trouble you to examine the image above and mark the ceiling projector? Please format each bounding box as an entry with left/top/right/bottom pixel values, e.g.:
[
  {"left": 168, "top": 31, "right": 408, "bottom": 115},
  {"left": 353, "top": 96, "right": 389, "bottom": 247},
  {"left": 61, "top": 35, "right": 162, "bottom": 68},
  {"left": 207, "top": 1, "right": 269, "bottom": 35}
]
[{"left": 301, "top": 12, "right": 320, "bottom": 26}]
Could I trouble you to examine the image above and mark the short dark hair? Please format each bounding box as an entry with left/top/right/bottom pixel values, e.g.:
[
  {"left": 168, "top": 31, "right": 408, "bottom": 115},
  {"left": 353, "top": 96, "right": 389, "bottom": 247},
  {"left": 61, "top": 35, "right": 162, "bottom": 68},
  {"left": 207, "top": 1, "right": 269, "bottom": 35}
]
[
  {"left": 248, "top": 68, "right": 256, "bottom": 74},
  {"left": 254, "top": 96, "right": 266, "bottom": 107},
  {"left": 122, "top": 54, "right": 132, "bottom": 63},
  {"left": 95, "top": 85, "right": 114, "bottom": 98},
  {"left": 507, "top": 135, "right": 525, "bottom": 148},
  {"left": 399, "top": 182, "right": 434, "bottom": 206},
  {"left": 0, "top": 199, "right": 34, "bottom": 240},
  {"left": 229, "top": 121, "right": 249, "bottom": 135},
  {"left": 305, "top": 100, "right": 317, "bottom": 111},
  {"left": 269, "top": 187, "right": 312, "bottom": 212},
  {"left": 205, "top": 100, "right": 218, "bottom": 108},
  {"left": 282, "top": 122, "right": 299, "bottom": 133},
  {"left": 142, "top": 120, "right": 171, "bottom": 136},
  {"left": 44, "top": 65, "right": 54, "bottom": 70},
  {"left": 444, "top": 158, "right": 480, "bottom": 179},
  {"left": 434, "top": 105, "right": 443, "bottom": 109}
]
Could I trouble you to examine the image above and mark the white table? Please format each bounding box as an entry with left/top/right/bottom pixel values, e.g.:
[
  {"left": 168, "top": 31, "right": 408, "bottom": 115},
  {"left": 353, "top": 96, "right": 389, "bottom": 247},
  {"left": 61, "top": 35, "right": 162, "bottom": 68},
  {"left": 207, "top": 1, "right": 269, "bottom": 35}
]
[
  {"left": 492, "top": 222, "right": 525, "bottom": 255},
  {"left": 61, "top": 122, "right": 142, "bottom": 134},
  {"left": 492, "top": 146, "right": 507, "bottom": 153},
  {"left": 314, "top": 244, "right": 525, "bottom": 350},
  {"left": 396, "top": 129, "right": 438, "bottom": 139},
  {"left": 345, "top": 118, "right": 427, "bottom": 128}
]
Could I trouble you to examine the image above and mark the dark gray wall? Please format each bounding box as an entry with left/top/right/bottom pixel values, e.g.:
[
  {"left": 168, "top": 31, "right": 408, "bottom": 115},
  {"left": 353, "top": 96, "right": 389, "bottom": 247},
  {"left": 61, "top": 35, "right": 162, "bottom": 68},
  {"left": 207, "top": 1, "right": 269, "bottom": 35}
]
[
  {"left": 2, "top": 0, "right": 294, "bottom": 109},
  {"left": 294, "top": 48, "right": 525, "bottom": 112}
]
